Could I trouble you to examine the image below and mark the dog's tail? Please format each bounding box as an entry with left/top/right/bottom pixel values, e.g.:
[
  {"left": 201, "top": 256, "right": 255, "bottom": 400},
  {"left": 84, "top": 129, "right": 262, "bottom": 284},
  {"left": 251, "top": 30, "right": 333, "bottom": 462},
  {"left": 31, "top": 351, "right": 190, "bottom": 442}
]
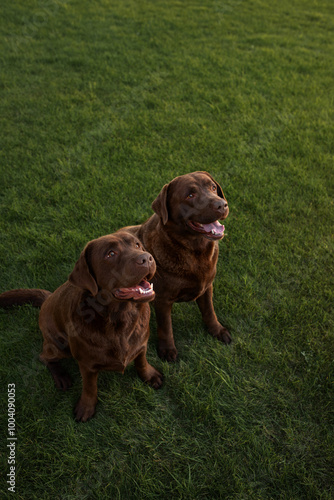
[{"left": 0, "top": 289, "right": 52, "bottom": 309}]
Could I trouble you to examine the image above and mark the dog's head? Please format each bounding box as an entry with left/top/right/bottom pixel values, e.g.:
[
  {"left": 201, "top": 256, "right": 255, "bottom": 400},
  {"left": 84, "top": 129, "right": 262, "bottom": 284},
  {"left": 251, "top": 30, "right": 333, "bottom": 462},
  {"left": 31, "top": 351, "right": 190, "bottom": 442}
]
[
  {"left": 152, "top": 171, "right": 229, "bottom": 240},
  {"left": 69, "top": 231, "right": 156, "bottom": 302}
]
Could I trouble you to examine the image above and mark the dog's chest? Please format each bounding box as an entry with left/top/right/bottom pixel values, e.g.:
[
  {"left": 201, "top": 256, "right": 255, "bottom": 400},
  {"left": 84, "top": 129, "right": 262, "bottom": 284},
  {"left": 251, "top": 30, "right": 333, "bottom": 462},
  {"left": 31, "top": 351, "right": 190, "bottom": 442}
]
[
  {"left": 75, "top": 304, "right": 150, "bottom": 372},
  {"left": 155, "top": 245, "right": 218, "bottom": 302},
  {"left": 107, "top": 306, "right": 150, "bottom": 365},
  {"left": 175, "top": 267, "right": 215, "bottom": 302}
]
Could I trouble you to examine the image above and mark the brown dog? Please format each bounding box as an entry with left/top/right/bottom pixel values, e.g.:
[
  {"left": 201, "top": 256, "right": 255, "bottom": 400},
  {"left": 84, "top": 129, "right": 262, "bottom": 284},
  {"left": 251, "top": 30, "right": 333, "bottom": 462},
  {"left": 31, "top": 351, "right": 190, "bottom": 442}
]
[
  {"left": 0, "top": 230, "right": 163, "bottom": 422},
  {"left": 126, "top": 171, "right": 231, "bottom": 362}
]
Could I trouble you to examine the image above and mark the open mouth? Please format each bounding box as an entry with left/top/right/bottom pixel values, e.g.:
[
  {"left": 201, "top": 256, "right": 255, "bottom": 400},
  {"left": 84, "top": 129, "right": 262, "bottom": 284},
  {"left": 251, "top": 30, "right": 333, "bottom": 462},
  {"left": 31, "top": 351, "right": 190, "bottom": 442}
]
[
  {"left": 113, "top": 279, "right": 155, "bottom": 302},
  {"left": 187, "top": 220, "right": 225, "bottom": 240}
]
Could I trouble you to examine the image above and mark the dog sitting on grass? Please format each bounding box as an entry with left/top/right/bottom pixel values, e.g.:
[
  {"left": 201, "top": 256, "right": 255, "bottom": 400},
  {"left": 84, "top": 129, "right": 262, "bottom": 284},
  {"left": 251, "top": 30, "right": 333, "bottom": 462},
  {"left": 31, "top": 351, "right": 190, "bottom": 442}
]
[
  {"left": 126, "top": 171, "right": 231, "bottom": 362},
  {"left": 0, "top": 230, "right": 163, "bottom": 422}
]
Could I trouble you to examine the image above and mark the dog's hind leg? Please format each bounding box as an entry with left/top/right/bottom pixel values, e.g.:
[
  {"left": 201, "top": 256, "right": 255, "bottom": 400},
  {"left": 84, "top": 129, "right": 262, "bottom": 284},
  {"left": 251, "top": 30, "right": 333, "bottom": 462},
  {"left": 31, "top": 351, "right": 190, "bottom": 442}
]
[{"left": 39, "top": 337, "right": 73, "bottom": 391}]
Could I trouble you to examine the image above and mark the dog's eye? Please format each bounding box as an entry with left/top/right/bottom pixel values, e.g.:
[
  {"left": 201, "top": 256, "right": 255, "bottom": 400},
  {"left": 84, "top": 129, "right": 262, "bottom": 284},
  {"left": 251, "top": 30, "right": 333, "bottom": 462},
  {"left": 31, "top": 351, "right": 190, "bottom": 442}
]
[
  {"left": 187, "top": 193, "right": 195, "bottom": 199},
  {"left": 212, "top": 184, "right": 217, "bottom": 192},
  {"left": 135, "top": 243, "right": 140, "bottom": 248},
  {"left": 107, "top": 250, "right": 116, "bottom": 258}
]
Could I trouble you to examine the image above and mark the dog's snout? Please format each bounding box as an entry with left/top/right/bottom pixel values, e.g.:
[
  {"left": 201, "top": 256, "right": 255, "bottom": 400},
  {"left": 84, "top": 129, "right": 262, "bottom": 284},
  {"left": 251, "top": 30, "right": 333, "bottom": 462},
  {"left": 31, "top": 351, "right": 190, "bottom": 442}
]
[
  {"left": 136, "top": 252, "right": 154, "bottom": 267},
  {"left": 213, "top": 199, "right": 228, "bottom": 212}
]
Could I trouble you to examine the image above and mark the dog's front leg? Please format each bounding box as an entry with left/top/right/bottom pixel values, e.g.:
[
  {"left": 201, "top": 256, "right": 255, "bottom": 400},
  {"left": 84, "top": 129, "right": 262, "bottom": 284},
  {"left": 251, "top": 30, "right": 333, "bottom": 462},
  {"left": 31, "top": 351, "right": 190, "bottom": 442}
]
[
  {"left": 75, "top": 365, "right": 99, "bottom": 422},
  {"left": 134, "top": 346, "right": 163, "bottom": 389},
  {"left": 154, "top": 300, "right": 178, "bottom": 362},
  {"left": 196, "top": 285, "right": 231, "bottom": 344}
]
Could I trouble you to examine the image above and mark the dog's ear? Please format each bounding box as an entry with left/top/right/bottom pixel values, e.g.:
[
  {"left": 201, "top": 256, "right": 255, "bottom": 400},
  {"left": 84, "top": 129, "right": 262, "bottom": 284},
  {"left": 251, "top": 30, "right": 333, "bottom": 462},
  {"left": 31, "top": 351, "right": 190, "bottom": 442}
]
[
  {"left": 68, "top": 243, "right": 99, "bottom": 296},
  {"left": 201, "top": 171, "right": 226, "bottom": 200},
  {"left": 151, "top": 183, "right": 169, "bottom": 224}
]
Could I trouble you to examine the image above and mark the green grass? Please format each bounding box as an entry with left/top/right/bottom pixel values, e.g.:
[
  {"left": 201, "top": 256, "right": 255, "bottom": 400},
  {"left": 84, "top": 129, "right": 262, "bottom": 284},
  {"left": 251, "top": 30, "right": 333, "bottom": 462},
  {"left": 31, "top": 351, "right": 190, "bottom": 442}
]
[{"left": 0, "top": 0, "right": 333, "bottom": 498}]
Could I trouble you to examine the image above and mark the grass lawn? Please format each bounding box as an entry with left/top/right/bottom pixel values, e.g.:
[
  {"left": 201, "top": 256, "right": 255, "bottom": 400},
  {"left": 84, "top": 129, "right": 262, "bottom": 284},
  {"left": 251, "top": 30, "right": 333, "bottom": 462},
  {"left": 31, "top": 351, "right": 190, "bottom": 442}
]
[{"left": 0, "top": 0, "right": 333, "bottom": 498}]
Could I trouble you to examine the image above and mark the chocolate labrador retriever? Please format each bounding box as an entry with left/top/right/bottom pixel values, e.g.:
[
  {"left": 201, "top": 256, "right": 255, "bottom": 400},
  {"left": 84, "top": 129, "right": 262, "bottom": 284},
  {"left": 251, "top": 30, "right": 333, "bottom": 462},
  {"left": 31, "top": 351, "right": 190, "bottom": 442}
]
[
  {"left": 0, "top": 230, "right": 163, "bottom": 422},
  {"left": 126, "top": 171, "right": 231, "bottom": 362}
]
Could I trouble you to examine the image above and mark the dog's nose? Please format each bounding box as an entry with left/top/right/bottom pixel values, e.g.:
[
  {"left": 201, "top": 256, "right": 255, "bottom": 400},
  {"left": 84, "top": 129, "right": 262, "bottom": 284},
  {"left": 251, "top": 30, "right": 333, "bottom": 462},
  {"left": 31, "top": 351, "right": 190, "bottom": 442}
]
[
  {"left": 213, "top": 199, "right": 228, "bottom": 212},
  {"left": 136, "top": 253, "right": 154, "bottom": 266}
]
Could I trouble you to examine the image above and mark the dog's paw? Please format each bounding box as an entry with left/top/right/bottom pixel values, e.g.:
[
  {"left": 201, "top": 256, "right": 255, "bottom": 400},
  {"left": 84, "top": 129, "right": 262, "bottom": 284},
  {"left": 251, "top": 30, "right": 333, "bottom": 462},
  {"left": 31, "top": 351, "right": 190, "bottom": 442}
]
[
  {"left": 147, "top": 370, "right": 163, "bottom": 390},
  {"left": 45, "top": 361, "right": 73, "bottom": 391},
  {"left": 157, "top": 343, "right": 178, "bottom": 362},
  {"left": 140, "top": 364, "right": 163, "bottom": 389},
  {"left": 213, "top": 326, "right": 232, "bottom": 344},
  {"left": 54, "top": 372, "right": 73, "bottom": 391},
  {"left": 74, "top": 400, "right": 96, "bottom": 423}
]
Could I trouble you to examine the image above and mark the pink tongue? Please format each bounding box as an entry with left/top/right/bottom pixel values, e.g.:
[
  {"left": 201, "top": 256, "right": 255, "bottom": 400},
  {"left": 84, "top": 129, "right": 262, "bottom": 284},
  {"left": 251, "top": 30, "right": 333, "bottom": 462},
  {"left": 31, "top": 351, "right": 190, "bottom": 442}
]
[{"left": 202, "top": 221, "right": 224, "bottom": 234}]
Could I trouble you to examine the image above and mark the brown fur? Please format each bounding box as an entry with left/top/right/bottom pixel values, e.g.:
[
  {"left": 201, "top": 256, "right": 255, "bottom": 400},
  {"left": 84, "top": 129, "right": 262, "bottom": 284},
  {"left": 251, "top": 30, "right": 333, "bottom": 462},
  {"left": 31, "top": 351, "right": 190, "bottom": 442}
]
[
  {"left": 0, "top": 230, "right": 162, "bottom": 421},
  {"left": 126, "top": 171, "right": 231, "bottom": 362}
]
